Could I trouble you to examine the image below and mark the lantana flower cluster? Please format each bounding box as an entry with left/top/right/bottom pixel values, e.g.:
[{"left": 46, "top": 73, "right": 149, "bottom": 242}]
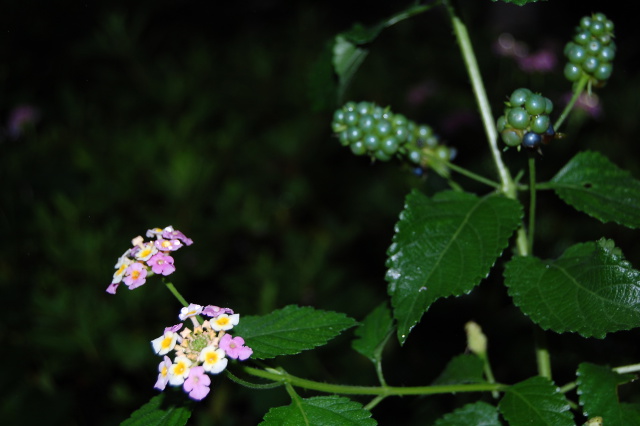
[
  {"left": 106, "top": 226, "right": 193, "bottom": 294},
  {"left": 152, "top": 303, "right": 253, "bottom": 400}
]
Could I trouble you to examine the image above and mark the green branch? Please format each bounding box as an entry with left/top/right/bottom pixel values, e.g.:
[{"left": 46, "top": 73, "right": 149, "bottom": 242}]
[
  {"left": 443, "top": 1, "right": 515, "bottom": 198},
  {"left": 243, "top": 366, "right": 506, "bottom": 396}
]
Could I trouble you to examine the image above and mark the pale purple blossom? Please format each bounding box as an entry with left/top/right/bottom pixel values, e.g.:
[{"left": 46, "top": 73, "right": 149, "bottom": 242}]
[
  {"left": 179, "top": 303, "right": 203, "bottom": 320},
  {"left": 517, "top": 48, "right": 556, "bottom": 73},
  {"left": 7, "top": 105, "right": 40, "bottom": 139},
  {"left": 219, "top": 334, "right": 253, "bottom": 360},
  {"left": 106, "top": 282, "right": 120, "bottom": 294},
  {"left": 202, "top": 305, "right": 234, "bottom": 318},
  {"left": 154, "top": 356, "right": 173, "bottom": 391},
  {"left": 183, "top": 366, "right": 211, "bottom": 401},
  {"left": 147, "top": 253, "right": 176, "bottom": 275},
  {"left": 162, "top": 229, "right": 193, "bottom": 246},
  {"left": 164, "top": 323, "right": 183, "bottom": 334},
  {"left": 123, "top": 262, "right": 148, "bottom": 289},
  {"left": 154, "top": 238, "right": 183, "bottom": 252}
]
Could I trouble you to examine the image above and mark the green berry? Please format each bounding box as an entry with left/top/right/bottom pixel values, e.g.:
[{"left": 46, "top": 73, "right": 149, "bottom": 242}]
[
  {"left": 594, "top": 63, "right": 613, "bottom": 81},
  {"left": 525, "top": 94, "right": 546, "bottom": 115},
  {"left": 531, "top": 115, "right": 550, "bottom": 134},
  {"left": 375, "top": 120, "right": 392, "bottom": 137},
  {"left": 394, "top": 126, "right": 409, "bottom": 143},
  {"left": 374, "top": 150, "right": 391, "bottom": 161},
  {"left": 381, "top": 137, "right": 399, "bottom": 155},
  {"left": 507, "top": 107, "right": 530, "bottom": 129},
  {"left": 599, "top": 46, "right": 615, "bottom": 62},
  {"left": 338, "top": 130, "right": 350, "bottom": 146},
  {"left": 343, "top": 101, "right": 357, "bottom": 112},
  {"left": 586, "top": 40, "right": 601, "bottom": 54},
  {"left": 364, "top": 134, "right": 380, "bottom": 151},
  {"left": 564, "top": 63, "right": 582, "bottom": 81},
  {"left": 350, "top": 140, "right": 367, "bottom": 155},
  {"left": 501, "top": 129, "right": 522, "bottom": 147},
  {"left": 582, "top": 56, "right": 599, "bottom": 73},
  {"left": 567, "top": 44, "right": 587, "bottom": 64},
  {"left": 358, "top": 115, "right": 375, "bottom": 133},
  {"left": 356, "top": 101, "right": 372, "bottom": 115},
  {"left": 346, "top": 127, "right": 363, "bottom": 143},
  {"left": 574, "top": 31, "right": 590, "bottom": 45},
  {"left": 344, "top": 111, "right": 358, "bottom": 126},
  {"left": 509, "top": 88, "right": 531, "bottom": 107},
  {"left": 496, "top": 115, "right": 507, "bottom": 132},
  {"left": 544, "top": 98, "right": 553, "bottom": 115}
]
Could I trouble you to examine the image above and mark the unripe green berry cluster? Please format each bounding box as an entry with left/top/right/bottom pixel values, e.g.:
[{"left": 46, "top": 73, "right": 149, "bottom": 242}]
[
  {"left": 331, "top": 101, "right": 454, "bottom": 175},
  {"left": 564, "top": 12, "right": 616, "bottom": 85},
  {"left": 496, "top": 88, "right": 554, "bottom": 149}
]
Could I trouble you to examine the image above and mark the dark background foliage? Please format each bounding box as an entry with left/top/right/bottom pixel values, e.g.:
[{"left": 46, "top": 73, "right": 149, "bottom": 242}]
[{"left": 1, "top": 1, "right": 639, "bottom": 424}]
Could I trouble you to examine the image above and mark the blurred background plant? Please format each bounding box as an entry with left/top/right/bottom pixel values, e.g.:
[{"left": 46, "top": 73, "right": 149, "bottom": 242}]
[{"left": 1, "top": 1, "right": 638, "bottom": 425}]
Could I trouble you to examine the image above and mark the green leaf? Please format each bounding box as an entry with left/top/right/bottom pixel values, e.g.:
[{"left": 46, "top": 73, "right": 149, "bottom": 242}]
[
  {"left": 504, "top": 240, "right": 640, "bottom": 338},
  {"left": 331, "top": 3, "right": 434, "bottom": 101},
  {"left": 498, "top": 377, "right": 573, "bottom": 426},
  {"left": 576, "top": 363, "right": 640, "bottom": 425},
  {"left": 434, "top": 401, "right": 503, "bottom": 426},
  {"left": 351, "top": 303, "right": 394, "bottom": 364},
  {"left": 548, "top": 151, "right": 640, "bottom": 229},
  {"left": 432, "top": 354, "right": 486, "bottom": 385},
  {"left": 233, "top": 305, "right": 357, "bottom": 359},
  {"left": 333, "top": 35, "right": 369, "bottom": 102},
  {"left": 491, "top": 0, "right": 547, "bottom": 5},
  {"left": 121, "top": 393, "right": 192, "bottom": 426},
  {"left": 386, "top": 190, "right": 522, "bottom": 344},
  {"left": 260, "top": 396, "right": 377, "bottom": 426}
]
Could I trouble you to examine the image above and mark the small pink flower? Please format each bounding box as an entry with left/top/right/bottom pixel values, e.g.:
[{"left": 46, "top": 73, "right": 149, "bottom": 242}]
[
  {"left": 147, "top": 253, "right": 176, "bottom": 276},
  {"left": 154, "top": 356, "right": 173, "bottom": 391},
  {"left": 202, "top": 305, "right": 234, "bottom": 318},
  {"left": 219, "top": 334, "right": 253, "bottom": 361},
  {"left": 154, "top": 238, "right": 183, "bottom": 252},
  {"left": 179, "top": 304, "right": 203, "bottom": 320},
  {"left": 106, "top": 282, "right": 120, "bottom": 294},
  {"left": 123, "top": 262, "right": 148, "bottom": 289},
  {"left": 162, "top": 229, "right": 193, "bottom": 246},
  {"left": 164, "top": 323, "right": 183, "bottom": 334},
  {"left": 7, "top": 105, "right": 40, "bottom": 139},
  {"left": 183, "top": 366, "right": 211, "bottom": 401}
]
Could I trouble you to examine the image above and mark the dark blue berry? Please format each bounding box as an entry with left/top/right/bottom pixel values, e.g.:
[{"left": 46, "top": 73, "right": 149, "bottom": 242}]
[
  {"left": 522, "top": 132, "right": 542, "bottom": 149},
  {"left": 412, "top": 167, "right": 426, "bottom": 177}
]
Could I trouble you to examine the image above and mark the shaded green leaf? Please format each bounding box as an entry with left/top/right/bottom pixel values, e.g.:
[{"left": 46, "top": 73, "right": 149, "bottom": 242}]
[
  {"left": 351, "top": 303, "right": 394, "bottom": 364},
  {"left": 498, "top": 377, "right": 573, "bottom": 426},
  {"left": 576, "top": 363, "right": 640, "bottom": 425},
  {"left": 233, "top": 305, "right": 356, "bottom": 359},
  {"left": 386, "top": 190, "right": 522, "bottom": 344},
  {"left": 549, "top": 151, "right": 640, "bottom": 229},
  {"left": 434, "top": 401, "right": 502, "bottom": 426},
  {"left": 260, "top": 396, "right": 377, "bottom": 426},
  {"left": 121, "top": 393, "right": 192, "bottom": 426},
  {"left": 504, "top": 240, "right": 640, "bottom": 338},
  {"left": 433, "top": 354, "right": 486, "bottom": 385},
  {"left": 332, "top": 35, "right": 369, "bottom": 102},
  {"left": 331, "top": 2, "right": 434, "bottom": 101}
]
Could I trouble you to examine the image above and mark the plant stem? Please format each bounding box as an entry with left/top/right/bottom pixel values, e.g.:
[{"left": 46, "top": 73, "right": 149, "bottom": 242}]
[
  {"left": 443, "top": 159, "right": 501, "bottom": 189},
  {"left": 364, "top": 395, "right": 387, "bottom": 411},
  {"left": 534, "top": 327, "right": 552, "bottom": 380},
  {"left": 243, "top": 366, "right": 506, "bottom": 396},
  {"left": 613, "top": 363, "right": 640, "bottom": 374},
  {"left": 164, "top": 281, "right": 189, "bottom": 307},
  {"left": 443, "top": 1, "right": 515, "bottom": 199},
  {"left": 554, "top": 74, "right": 589, "bottom": 131},
  {"left": 528, "top": 156, "right": 537, "bottom": 255}
]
